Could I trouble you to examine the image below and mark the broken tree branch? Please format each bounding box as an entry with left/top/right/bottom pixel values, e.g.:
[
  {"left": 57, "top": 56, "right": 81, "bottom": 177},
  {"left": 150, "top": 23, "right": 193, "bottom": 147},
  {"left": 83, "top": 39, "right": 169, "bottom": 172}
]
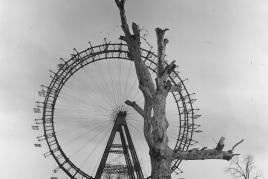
[
  {"left": 115, "top": 0, "right": 131, "bottom": 40},
  {"left": 163, "top": 60, "right": 176, "bottom": 76},
  {"left": 173, "top": 137, "right": 244, "bottom": 161},
  {"left": 231, "top": 139, "right": 244, "bottom": 152},
  {"left": 115, "top": 0, "right": 155, "bottom": 98},
  {"left": 115, "top": 0, "right": 155, "bottom": 146},
  {"left": 119, "top": 35, "right": 127, "bottom": 42},
  {"left": 216, "top": 136, "right": 225, "bottom": 151},
  {"left": 125, "top": 97, "right": 153, "bottom": 149},
  {"left": 132, "top": 22, "right": 140, "bottom": 41},
  {"left": 156, "top": 28, "right": 169, "bottom": 78},
  {"left": 125, "top": 100, "right": 145, "bottom": 118}
]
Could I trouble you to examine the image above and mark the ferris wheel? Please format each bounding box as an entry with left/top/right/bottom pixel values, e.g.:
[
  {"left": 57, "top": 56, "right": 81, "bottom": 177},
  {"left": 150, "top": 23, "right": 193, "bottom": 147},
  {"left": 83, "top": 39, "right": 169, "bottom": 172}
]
[{"left": 33, "top": 40, "right": 201, "bottom": 179}]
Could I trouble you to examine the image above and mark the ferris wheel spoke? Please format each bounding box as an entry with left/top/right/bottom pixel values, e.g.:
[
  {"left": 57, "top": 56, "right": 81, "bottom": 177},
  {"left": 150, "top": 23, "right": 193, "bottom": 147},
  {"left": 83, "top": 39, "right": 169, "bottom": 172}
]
[
  {"left": 56, "top": 105, "right": 104, "bottom": 115},
  {"left": 127, "top": 107, "right": 144, "bottom": 117},
  {"left": 56, "top": 118, "right": 110, "bottom": 136},
  {"left": 54, "top": 115, "right": 110, "bottom": 125},
  {"left": 58, "top": 91, "right": 92, "bottom": 108},
  {"left": 92, "top": 152, "right": 106, "bottom": 177},
  {"left": 53, "top": 128, "right": 67, "bottom": 136},
  {"left": 127, "top": 114, "right": 143, "bottom": 122},
  {"left": 127, "top": 121, "right": 149, "bottom": 168},
  {"left": 78, "top": 126, "right": 112, "bottom": 172},
  {"left": 58, "top": 87, "right": 111, "bottom": 114},
  {"left": 102, "top": 59, "right": 123, "bottom": 107},
  {"left": 62, "top": 74, "right": 93, "bottom": 99},
  {"left": 126, "top": 82, "right": 144, "bottom": 108},
  {"left": 113, "top": 58, "right": 124, "bottom": 105},
  {"left": 54, "top": 118, "right": 101, "bottom": 131},
  {"left": 65, "top": 101, "right": 111, "bottom": 117},
  {"left": 127, "top": 115, "right": 142, "bottom": 121},
  {"left": 59, "top": 121, "right": 111, "bottom": 148},
  {"left": 128, "top": 121, "right": 143, "bottom": 136},
  {"left": 89, "top": 61, "right": 117, "bottom": 108},
  {"left": 105, "top": 58, "right": 122, "bottom": 106},
  {"left": 92, "top": 59, "right": 118, "bottom": 107},
  {"left": 68, "top": 64, "right": 113, "bottom": 111},
  {"left": 56, "top": 112, "right": 110, "bottom": 120},
  {"left": 123, "top": 74, "right": 139, "bottom": 102},
  {"left": 52, "top": 125, "right": 99, "bottom": 142},
  {"left": 69, "top": 122, "right": 113, "bottom": 159},
  {"left": 130, "top": 84, "right": 140, "bottom": 100},
  {"left": 83, "top": 62, "right": 115, "bottom": 109},
  {"left": 100, "top": 59, "right": 120, "bottom": 107},
  {"left": 120, "top": 60, "right": 132, "bottom": 103},
  {"left": 55, "top": 118, "right": 111, "bottom": 135},
  {"left": 127, "top": 126, "right": 141, "bottom": 142},
  {"left": 133, "top": 94, "right": 144, "bottom": 106},
  {"left": 55, "top": 115, "right": 110, "bottom": 126},
  {"left": 55, "top": 108, "right": 112, "bottom": 120},
  {"left": 117, "top": 57, "right": 123, "bottom": 104},
  {"left": 127, "top": 120, "right": 143, "bottom": 135}
]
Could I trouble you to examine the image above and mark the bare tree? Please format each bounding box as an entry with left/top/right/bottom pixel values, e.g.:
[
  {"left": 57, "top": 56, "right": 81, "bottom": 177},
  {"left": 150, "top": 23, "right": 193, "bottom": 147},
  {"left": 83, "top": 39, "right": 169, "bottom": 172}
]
[
  {"left": 114, "top": 0, "right": 244, "bottom": 178},
  {"left": 226, "top": 155, "right": 262, "bottom": 179}
]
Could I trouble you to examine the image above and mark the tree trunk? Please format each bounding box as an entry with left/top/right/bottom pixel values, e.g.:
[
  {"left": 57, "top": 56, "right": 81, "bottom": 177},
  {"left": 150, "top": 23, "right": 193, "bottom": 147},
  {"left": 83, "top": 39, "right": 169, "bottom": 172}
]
[
  {"left": 114, "top": 1, "right": 244, "bottom": 179},
  {"left": 149, "top": 94, "right": 173, "bottom": 179},
  {"left": 150, "top": 156, "right": 171, "bottom": 179}
]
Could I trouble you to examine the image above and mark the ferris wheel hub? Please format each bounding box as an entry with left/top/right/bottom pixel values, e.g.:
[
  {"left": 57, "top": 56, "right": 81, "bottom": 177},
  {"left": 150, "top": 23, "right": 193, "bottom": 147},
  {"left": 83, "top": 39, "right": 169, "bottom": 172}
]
[
  {"left": 115, "top": 111, "right": 127, "bottom": 125},
  {"left": 117, "top": 111, "right": 127, "bottom": 117},
  {"left": 111, "top": 104, "right": 128, "bottom": 120}
]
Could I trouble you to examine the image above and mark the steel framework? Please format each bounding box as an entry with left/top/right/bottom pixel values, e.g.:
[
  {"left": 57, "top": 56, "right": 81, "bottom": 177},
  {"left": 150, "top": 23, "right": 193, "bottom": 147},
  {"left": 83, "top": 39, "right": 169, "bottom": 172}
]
[
  {"left": 95, "top": 111, "right": 143, "bottom": 179},
  {"left": 33, "top": 41, "right": 201, "bottom": 179}
]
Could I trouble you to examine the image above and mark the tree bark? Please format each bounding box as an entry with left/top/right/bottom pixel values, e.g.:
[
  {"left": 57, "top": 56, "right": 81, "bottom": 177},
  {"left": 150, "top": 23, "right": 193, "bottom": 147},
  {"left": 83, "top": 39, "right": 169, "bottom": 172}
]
[
  {"left": 150, "top": 154, "right": 172, "bottom": 179},
  {"left": 114, "top": 1, "right": 244, "bottom": 178}
]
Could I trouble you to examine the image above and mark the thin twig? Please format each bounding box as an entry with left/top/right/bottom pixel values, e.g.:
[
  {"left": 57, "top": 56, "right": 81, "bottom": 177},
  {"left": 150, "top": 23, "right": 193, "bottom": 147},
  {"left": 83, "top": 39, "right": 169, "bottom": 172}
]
[{"left": 231, "top": 139, "right": 244, "bottom": 151}]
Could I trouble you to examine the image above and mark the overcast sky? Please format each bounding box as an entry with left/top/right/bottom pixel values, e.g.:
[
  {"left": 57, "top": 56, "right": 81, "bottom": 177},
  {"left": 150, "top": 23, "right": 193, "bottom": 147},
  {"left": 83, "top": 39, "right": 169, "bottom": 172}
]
[{"left": 1, "top": 0, "right": 268, "bottom": 179}]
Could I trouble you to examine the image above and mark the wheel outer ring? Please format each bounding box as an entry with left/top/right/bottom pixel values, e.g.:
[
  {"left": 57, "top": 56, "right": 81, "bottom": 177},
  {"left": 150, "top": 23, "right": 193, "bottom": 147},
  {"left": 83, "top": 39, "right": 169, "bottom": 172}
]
[{"left": 40, "top": 42, "right": 195, "bottom": 178}]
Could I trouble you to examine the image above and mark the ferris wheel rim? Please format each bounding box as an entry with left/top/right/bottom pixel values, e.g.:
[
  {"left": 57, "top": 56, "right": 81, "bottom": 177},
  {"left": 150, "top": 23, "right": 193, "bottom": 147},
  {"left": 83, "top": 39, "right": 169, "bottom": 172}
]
[{"left": 36, "top": 41, "right": 196, "bottom": 178}]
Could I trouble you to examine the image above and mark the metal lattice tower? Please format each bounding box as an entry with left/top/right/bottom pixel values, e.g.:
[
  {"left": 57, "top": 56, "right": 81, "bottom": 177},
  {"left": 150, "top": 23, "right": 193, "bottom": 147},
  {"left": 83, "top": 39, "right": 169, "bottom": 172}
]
[{"left": 95, "top": 111, "right": 144, "bottom": 179}]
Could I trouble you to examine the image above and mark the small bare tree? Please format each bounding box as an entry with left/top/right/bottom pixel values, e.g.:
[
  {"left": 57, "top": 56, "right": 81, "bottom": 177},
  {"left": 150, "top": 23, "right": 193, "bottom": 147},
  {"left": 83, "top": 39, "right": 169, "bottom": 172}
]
[
  {"left": 226, "top": 155, "right": 262, "bottom": 179},
  {"left": 114, "top": 0, "right": 244, "bottom": 178}
]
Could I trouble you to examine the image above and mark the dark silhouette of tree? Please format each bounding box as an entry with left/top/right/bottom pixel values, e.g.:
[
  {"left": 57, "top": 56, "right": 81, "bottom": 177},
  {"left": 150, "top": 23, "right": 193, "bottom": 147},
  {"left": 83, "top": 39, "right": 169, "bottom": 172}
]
[
  {"left": 226, "top": 155, "right": 262, "bottom": 179},
  {"left": 114, "top": 0, "right": 244, "bottom": 178}
]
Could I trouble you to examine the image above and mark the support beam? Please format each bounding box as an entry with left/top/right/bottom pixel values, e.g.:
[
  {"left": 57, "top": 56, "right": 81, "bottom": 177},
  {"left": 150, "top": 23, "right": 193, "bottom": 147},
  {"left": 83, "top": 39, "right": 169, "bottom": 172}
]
[{"left": 95, "top": 111, "right": 144, "bottom": 179}]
